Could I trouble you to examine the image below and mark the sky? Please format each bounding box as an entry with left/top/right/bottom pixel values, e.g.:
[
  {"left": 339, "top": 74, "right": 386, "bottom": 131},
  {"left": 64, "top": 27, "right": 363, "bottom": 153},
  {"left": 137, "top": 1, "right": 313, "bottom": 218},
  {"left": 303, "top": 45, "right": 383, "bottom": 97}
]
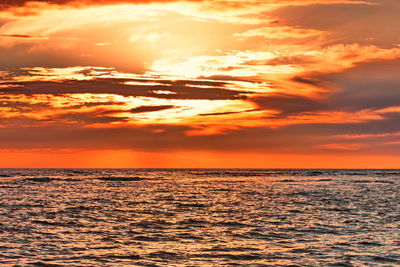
[{"left": 0, "top": 0, "right": 399, "bottom": 168}]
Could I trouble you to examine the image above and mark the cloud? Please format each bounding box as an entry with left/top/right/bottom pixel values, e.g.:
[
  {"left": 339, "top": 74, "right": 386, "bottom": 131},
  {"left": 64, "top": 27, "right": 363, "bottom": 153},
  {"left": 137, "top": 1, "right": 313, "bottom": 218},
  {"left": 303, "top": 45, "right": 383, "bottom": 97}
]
[
  {"left": 128, "top": 105, "right": 175, "bottom": 113},
  {"left": 0, "top": 0, "right": 399, "bottom": 163},
  {"left": 270, "top": 1, "right": 400, "bottom": 47},
  {"left": 56, "top": 112, "right": 130, "bottom": 124},
  {"left": 0, "top": 78, "right": 246, "bottom": 100},
  {"left": 321, "top": 59, "right": 400, "bottom": 110},
  {"left": 316, "top": 143, "right": 364, "bottom": 151},
  {"left": 234, "top": 26, "right": 325, "bottom": 39},
  {"left": 250, "top": 93, "right": 325, "bottom": 115},
  {"left": 0, "top": 114, "right": 399, "bottom": 155},
  {"left": 0, "top": 0, "right": 370, "bottom": 11},
  {"left": 0, "top": 34, "right": 46, "bottom": 38},
  {"left": 199, "top": 109, "right": 256, "bottom": 116}
]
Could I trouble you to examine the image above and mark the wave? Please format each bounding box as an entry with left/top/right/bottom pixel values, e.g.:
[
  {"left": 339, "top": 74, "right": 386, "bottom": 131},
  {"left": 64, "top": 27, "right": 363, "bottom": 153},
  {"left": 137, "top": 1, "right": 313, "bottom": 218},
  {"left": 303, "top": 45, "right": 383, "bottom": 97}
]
[
  {"left": 29, "top": 262, "right": 64, "bottom": 267},
  {"left": 26, "top": 177, "right": 53, "bottom": 182},
  {"left": 97, "top": 176, "right": 146, "bottom": 181}
]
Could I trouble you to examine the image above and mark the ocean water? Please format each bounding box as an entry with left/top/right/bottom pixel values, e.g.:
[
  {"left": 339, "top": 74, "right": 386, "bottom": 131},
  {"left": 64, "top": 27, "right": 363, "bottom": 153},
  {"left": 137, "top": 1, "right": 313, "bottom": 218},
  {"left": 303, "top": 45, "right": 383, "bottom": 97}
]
[{"left": 0, "top": 169, "right": 399, "bottom": 266}]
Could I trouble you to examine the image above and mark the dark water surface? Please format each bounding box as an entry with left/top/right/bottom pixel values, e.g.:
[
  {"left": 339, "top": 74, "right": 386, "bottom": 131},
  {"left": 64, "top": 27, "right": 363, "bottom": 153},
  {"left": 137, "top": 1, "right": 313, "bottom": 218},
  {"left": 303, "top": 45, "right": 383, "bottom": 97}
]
[{"left": 0, "top": 169, "right": 399, "bottom": 266}]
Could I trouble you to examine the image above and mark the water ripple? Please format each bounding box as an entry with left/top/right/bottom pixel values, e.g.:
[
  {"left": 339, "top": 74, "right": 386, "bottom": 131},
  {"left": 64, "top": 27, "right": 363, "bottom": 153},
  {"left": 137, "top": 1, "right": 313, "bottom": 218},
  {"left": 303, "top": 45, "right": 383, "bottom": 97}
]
[{"left": 0, "top": 169, "right": 398, "bottom": 266}]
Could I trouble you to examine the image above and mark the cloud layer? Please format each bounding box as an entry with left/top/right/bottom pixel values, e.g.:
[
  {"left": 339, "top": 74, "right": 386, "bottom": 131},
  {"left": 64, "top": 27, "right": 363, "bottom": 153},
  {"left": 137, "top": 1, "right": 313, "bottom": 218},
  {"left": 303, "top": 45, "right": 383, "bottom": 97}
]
[{"left": 0, "top": 0, "right": 399, "bottom": 166}]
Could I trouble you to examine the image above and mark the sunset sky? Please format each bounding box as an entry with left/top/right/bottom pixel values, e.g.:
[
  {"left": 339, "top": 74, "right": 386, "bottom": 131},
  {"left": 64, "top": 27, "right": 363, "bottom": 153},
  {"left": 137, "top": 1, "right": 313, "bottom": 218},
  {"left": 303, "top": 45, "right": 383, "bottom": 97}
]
[{"left": 0, "top": 0, "right": 399, "bottom": 167}]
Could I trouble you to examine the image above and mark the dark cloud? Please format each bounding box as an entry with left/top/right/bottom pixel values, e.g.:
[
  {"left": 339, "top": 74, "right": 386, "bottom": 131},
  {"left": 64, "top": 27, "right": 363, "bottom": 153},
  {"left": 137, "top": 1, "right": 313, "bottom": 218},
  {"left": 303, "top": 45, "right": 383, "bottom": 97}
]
[
  {"left": 250, "top": 93, "right": 325, "bottom": 115},
  {"left": 0, "top": 100, "right": 51, "bottom": 111},
  {"left": 56, "top": 112, "right": 130, "bottom": 124},
  {"left": 99, "top": 105, "right": 175, "bottom": 116},
  {"left": 0, "top": 34, "right": 45, "bottom": 39},
  {"left": 65, "top": 101, "right": 126, "bottom": 109},
  {"left": 291, "top": 76, "right": 324, "bottom": 87},
  {"left": 322, "top": 59, "right": 400, "bottom": 111},
  {"left": 271, "top": 1, "right": 400, "bottom": 47},
  {"left": 0, "top": 77, "right": 249, "bottom": 100},
  {"left": 1, "top": 115, "right": 400, "bottom": 155},
  {"left": 129, "top": 105, "right": 175, "bottom": 113},
  {"left": 99, "top": 105, "right": 176, "bottom": 116},
  {"left": 251, "top": 59, "right": 400, "bottom": 115},
  {"left": 199, "top": 109, "right": 257, "bottom": 116},
  {"left": 0, "top": 124, "right": 189, "bottom": 150},
  {"left": 0, "top": 97, "right": 125, "bottom": 115}
]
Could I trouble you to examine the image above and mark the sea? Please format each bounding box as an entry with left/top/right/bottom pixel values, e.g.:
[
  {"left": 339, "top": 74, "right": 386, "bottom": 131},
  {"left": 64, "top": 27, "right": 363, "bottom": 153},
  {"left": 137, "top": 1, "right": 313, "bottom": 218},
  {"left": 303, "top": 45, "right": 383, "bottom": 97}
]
[{"left": 0, "top": 169, "right": 399, "bottom": 266}]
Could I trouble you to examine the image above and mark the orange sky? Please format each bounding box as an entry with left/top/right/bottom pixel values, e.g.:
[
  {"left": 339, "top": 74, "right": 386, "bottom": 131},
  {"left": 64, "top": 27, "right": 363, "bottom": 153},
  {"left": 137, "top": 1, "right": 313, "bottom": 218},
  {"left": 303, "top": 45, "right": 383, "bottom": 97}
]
[{"left": 0, "top": 0, "right": 400, "bottom": 167}]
